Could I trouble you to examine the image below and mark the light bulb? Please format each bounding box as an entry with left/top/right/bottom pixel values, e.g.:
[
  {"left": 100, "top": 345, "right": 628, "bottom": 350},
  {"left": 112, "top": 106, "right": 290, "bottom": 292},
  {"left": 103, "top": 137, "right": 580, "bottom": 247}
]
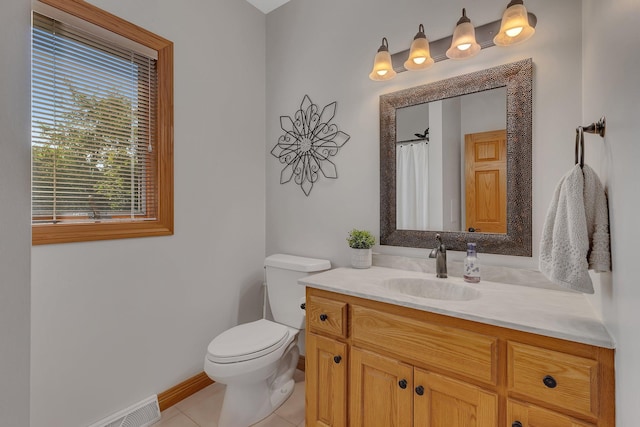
[
  {"left": 413, "top": 57, "right": 426, "bottom": 65},
  {"left": 377, "top": 70, "right": 388, "bottom": 76},
  {"left": 457, "top": 43, "right": 471, "bottom": 51},
  {"left": 506, "top": 26, "right": 523, "bottom": 37}
]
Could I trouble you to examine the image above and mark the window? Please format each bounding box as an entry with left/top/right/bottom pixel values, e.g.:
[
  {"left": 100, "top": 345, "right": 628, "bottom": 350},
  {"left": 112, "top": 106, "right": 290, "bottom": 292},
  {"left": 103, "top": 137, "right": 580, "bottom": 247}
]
[{"left": 31, "top": 0, "right": 173, "bottom": 245}]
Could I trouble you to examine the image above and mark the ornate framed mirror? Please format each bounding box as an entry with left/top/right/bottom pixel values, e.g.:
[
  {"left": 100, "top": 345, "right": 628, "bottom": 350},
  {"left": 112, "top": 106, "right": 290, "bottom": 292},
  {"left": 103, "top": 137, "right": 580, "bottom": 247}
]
[{"left": 380, "top": 59, "right": 532, "bottom": 256}]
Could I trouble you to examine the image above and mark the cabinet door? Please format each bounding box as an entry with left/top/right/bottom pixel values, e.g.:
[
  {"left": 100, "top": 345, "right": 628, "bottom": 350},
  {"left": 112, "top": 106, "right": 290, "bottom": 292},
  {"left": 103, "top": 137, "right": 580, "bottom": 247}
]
[
  {"left": 508, "top": 400, "right": 596, "bottom": 427},
  {"left": 350, "top": 347, "right": 413, "bottom": 427},
  {"left": 306, "top": 333, "right": 347, "bottom": 427},
  {"left": 414, "top": 369, "right": 498, "bottom": 427}
]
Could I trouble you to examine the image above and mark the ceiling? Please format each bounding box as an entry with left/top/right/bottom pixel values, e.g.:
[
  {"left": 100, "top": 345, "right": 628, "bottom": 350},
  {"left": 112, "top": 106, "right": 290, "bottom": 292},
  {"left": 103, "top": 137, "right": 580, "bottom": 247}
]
[{"left": 245, "top": 0, "right": 290, "bottom": 14}]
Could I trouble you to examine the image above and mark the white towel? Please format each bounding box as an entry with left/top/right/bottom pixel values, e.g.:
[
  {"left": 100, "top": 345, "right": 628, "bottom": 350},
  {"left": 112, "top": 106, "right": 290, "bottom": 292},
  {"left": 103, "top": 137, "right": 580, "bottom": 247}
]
[
  {"left": 539, "top": 164, "right": 610, "bottom": 293},
  {"left": 583, "top": 165, "right": 611, "bottom": 272}
]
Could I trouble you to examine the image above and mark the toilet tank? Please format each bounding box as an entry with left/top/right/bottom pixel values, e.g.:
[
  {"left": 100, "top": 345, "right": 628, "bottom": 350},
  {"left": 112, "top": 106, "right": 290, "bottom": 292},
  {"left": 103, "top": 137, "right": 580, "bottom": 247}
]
[{"left": 265, "top": 254, "right": 331, "bottom": 329}]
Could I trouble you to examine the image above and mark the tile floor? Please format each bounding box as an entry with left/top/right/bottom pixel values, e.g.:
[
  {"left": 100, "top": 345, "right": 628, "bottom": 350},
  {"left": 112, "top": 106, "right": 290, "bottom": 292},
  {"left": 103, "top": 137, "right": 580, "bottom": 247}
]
[{"left": 152, "top": 370, "right": 306, "bottom": 427}]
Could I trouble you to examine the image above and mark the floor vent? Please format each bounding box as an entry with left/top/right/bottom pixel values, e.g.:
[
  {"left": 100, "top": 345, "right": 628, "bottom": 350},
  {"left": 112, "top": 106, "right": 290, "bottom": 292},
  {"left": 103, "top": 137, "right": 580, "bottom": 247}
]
[{"left": 88, "top": 395, "right": 161, "bottom": 427}]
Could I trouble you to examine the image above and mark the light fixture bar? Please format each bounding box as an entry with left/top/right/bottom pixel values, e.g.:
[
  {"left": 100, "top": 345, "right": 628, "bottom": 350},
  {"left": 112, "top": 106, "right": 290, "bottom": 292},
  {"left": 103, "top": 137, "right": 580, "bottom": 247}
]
[{"left": 390, "top": 12, "right": 536, "bottom": 73}]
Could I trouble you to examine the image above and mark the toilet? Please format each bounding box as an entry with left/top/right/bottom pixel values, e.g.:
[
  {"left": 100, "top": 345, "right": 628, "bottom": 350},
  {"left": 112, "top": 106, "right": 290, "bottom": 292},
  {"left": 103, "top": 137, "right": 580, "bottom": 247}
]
[{"left": 204, "top": 254, "right": 331, "bottom": 427}]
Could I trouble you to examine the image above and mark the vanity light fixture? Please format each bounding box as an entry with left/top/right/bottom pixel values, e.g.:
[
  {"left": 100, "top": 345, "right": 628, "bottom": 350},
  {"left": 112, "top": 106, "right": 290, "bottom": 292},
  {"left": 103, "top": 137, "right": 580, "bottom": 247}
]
[
  {"left": 493, "top": 0, "right": 535, "bottom": 46},
  {"left": 367, "top": 4, "right": 537, "bottom": 81},
  {"left": 369, "top": 37, "right": 397, "bottom": 81},
  {"left": 446, "top": 8, "right": 481, "bottom": 60},
  {"left": 404, "top": 24, "right": 434, "bottom": 71}
]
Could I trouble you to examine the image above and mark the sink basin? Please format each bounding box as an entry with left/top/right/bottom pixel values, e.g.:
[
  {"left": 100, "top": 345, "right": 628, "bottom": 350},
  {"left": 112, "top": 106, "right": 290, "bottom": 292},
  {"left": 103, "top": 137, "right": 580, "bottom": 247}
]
[{"left": 380, "top": 277, "right": 481, "bottom": 301}]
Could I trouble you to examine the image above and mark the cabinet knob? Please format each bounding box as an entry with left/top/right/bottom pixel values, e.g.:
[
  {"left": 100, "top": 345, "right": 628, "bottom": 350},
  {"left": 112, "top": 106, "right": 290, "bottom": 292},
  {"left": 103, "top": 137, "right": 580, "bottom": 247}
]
[
  {"left": 512, "top": 422, "right": 523, "bottom": 427},
  {"left": 333, "top": 355, "right": 342, "bottom": 364},
  {"left": 415, "top": 385, "right": 425, "bottom": 396},
  {"left": 300, "top": 303, "right": 306, "bottom": 310},
  {"left": 543, "top": 375, "right": 557, "bottom": 388},
  {"left": 319, "top": 313, "right": 328, "bottom": 321},
  {"left": 398, "top": 379, "right": 407, "bottom": 389}
]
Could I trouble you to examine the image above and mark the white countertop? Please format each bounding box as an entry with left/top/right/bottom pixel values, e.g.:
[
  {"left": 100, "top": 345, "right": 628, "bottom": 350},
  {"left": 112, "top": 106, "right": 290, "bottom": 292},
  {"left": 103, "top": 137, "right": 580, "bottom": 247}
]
[{"left": 299, "top": 266, "right": 615, "bottom": 349}]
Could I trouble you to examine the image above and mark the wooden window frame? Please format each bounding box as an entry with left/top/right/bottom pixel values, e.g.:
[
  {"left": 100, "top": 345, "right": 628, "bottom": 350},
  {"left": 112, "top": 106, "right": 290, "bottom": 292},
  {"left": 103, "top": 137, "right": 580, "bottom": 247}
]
[{"left": 31, "top": 0, "right": 173, "bottom": 245}]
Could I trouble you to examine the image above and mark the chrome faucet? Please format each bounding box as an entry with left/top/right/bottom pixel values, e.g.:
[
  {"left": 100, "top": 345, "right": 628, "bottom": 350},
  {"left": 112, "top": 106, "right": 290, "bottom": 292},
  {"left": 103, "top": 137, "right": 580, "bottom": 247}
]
[{"left": 428, "top": 234, "right": 447, "bottom": 278}]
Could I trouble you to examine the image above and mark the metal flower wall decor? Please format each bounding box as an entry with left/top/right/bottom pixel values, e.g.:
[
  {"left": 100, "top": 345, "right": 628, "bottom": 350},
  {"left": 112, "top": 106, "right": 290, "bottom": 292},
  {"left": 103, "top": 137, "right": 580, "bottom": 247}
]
[{"left": 271, "top": 95, "right": 350, "bottom": 196}]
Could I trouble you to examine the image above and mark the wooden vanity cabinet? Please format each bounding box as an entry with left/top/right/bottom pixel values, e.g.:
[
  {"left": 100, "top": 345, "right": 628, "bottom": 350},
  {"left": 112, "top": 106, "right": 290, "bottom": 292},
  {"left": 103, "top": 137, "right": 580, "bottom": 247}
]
[
  {"left": 306, "top": 333, "right": 347, "bottom": 427},
  {"left": 304, "top": 288, "right": 615, "bottom": 427},
  {"left": 348, "top": 347, "right": 499, "bottom": 427},
  {"left": 415, "top": 369, "right": 498, "bottom": 427},
  {"left": 306, "top": 294, "right": 349, "bottom": 427},
  {"left": 350, "top": 347, "right": 413, "bottom": 427},
  {"left": 508, "top": 400, "right": 596, "bottom": 427}
]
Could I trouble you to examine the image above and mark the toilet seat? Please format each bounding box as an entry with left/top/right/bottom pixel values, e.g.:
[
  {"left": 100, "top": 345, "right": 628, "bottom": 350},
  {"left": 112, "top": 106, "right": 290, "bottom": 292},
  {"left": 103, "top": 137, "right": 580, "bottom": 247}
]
[{"left": 207, "top": 319, "right": 290, "bottom": 364}]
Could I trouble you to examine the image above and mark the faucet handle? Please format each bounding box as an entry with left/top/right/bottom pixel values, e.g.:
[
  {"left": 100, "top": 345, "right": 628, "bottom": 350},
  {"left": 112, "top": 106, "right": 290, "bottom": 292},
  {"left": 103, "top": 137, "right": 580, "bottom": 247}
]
[{"left": 428, "top": 247, "right": 438, "bottom": 258}]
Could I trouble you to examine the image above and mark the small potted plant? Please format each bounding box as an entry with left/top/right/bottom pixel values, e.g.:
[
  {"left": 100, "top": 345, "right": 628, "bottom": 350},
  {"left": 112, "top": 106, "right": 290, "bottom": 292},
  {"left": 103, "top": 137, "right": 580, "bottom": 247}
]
[{"left": 347, "top": 229, "right": 376, "bottom": 269}]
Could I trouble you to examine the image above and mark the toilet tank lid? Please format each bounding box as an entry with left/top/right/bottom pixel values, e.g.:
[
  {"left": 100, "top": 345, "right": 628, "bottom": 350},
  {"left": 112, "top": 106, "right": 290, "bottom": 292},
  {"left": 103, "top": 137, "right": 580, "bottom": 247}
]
[{"left": 265, "top": 254, "right": 331, "bottom": 272}]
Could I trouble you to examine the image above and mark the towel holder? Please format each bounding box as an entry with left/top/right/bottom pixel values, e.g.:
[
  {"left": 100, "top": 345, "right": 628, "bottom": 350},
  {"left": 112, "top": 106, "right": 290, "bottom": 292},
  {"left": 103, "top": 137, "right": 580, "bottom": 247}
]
[
  {"left": 581, "top": 117, "right": 606, "bottom": 137},
  {"left": 576, "top": 117, "right": 606, "bottom": 167}
]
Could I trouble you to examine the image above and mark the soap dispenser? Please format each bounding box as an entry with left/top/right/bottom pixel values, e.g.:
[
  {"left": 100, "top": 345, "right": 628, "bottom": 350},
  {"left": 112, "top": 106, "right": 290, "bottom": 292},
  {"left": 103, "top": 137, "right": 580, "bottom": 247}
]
[{"left": 464, "top": 242, "right": 481, "bottom": 283}]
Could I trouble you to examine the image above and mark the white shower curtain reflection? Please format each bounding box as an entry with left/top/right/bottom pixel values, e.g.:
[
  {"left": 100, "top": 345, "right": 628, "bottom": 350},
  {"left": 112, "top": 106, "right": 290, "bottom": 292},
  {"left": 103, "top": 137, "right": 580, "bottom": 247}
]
[{"left": 396, "top": 142, "right": 429, "bottom": 230}]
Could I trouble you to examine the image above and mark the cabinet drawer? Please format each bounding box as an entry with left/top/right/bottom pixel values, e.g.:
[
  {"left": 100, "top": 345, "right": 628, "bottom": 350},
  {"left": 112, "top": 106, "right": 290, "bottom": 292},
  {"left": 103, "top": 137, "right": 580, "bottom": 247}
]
[
  {"left": 508, "top": 400, "right": 596, "bottom": 427},
  {"left": 307, "top": 295, "right": 348, "bottom": 338},
  {"left": 351, "top": 305, "right": 497, "bottom": 385},
  {"left": 507, "top": 342, "right": 598, "bottom": 418}
]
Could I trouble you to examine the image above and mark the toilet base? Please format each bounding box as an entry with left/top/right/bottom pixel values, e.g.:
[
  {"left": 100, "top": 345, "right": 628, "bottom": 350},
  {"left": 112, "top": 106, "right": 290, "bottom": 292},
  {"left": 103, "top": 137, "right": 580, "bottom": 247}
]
[
  {"left": 216, "top": 344, "right": 299, "bottom": 427},
  {"left": 218, "top": 378, "right": 295, "bottom": 427}
]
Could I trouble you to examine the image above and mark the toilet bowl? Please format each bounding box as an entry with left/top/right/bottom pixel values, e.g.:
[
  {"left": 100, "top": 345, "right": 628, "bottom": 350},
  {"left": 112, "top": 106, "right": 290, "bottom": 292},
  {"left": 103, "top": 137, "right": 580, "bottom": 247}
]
[{"left": 204, "top": 254, "right": 331, "bottom": 427}]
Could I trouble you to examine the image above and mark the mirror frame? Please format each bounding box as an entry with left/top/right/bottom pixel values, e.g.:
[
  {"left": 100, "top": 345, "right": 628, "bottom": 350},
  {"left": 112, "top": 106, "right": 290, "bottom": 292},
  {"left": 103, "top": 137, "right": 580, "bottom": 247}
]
[{"left": 380, "top": 58, "right": 532, "bottom": 256}]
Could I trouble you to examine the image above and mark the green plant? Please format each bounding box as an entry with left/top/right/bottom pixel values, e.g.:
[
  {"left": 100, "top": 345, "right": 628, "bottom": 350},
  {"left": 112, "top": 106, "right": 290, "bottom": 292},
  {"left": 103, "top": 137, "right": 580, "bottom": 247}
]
[{"left": 347, "top": 229, "right": 376, "bottom": 249}]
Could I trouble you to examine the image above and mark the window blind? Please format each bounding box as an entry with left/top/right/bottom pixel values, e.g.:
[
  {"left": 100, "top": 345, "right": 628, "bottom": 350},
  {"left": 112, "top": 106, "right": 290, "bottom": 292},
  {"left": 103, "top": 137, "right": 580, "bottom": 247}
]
[{"left": 32, "top": 12, "right": 158, "bottom": 224}]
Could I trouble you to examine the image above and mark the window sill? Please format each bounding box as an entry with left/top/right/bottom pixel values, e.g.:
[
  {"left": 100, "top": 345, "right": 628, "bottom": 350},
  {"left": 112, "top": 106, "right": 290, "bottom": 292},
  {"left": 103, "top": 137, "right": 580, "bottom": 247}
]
[{"left": 32, "top": 220, "right": 173, "bottom": 245}]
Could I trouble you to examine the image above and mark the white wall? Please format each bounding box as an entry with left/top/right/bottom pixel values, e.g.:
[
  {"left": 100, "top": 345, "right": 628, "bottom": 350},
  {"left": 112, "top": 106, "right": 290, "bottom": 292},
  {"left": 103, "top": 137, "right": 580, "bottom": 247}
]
[
  {"left": 29, "top": 1, "right": 267, "bottom": 426},
  {"left": 583, "top": 1, "right": 640, "bottom": 425},
  {"left": 266, "top": 0, "right": 582, "bottom": 268},
  {"left": 460, "top": 88, "right": 506, "bottom": 135},
  {"left": 0, "top": 1, "right": 31, "bottom": 426},
  {"left": 441, "top": 98, "right": 461, "bottom": 231},
  {"left": 396, "top": 103, "right": 428, "bottom": 142},
  {"left": 427, "top": 101, "right": 444, "bottom": 229}
]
